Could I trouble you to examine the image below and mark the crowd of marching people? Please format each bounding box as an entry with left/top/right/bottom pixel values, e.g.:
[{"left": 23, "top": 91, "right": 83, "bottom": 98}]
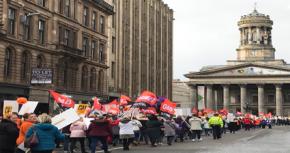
[{"left": 1, "top": 110, "right": 290, "bottom": 153}]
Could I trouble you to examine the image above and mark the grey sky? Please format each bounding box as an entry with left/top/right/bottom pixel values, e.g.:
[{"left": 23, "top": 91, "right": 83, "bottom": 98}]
[{"left": 163, "top": 0, "right": 290, "bottom": 80}]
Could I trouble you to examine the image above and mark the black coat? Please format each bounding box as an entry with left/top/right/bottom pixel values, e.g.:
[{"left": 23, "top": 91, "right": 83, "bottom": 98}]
[
  {"left": 0, "top": 119, "right": 19, "bottom": 152},
  {"left": 146, "top": 120, "right": 162, "bottom": 139}
]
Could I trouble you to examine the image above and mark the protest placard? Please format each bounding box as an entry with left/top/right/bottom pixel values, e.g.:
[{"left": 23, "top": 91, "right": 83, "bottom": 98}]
[
  {"left": 3, "top": 100, "right": 19, "bottom": 118},
  {"left": 52, "top": 108, "right": 80, "bottom": 129},
  {"left": 18, "top": 101, "right": 38, "bottom": 115}
]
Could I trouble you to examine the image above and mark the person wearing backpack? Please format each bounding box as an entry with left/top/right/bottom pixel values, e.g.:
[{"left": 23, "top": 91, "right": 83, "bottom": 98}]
[{"left": 25, "top": 114, "right": 65, "bottom": 153}]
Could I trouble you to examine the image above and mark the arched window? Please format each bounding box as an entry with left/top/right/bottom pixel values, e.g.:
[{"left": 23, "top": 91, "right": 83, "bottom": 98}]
[
  {"left": 81, "top": 66, "right": 88, "bottom": 91},
  {"left": 98, "top": 69, "right": 104, "bottom": 92},
  {"left": 4, "top": 48, "right": 13, "bottom": 79},
  {"left": 90, "top": 68, "right": 97, "bottom": 91},
  {"left": 21, "top": 51, "right": 30, "bottom": 81},
  {"left": 36, "top": 55, "right": 46, "bottom": 68}
]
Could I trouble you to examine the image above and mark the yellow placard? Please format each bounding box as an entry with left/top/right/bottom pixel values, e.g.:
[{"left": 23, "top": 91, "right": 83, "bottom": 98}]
[
  {"left": 77, "top": 104, "right": 88, "bottom": 115},
  {"left": 4, "top": 106, "right": 12, "bottom": 118}
]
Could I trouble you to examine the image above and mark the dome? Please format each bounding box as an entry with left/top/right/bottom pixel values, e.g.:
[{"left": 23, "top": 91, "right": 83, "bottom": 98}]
[{"left": 238, "top": 9, "right": 273, "bottom": 28}]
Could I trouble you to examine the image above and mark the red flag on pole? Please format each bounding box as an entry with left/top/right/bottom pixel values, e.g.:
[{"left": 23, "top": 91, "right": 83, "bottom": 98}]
[
  {"left": 93, "top": 97, "right": 102, "bottom": 110},
  {"left": 102, "top": 99, "right": 119, "bottom": 113},
  {"left": 142, "top": 107, "right": 157, "bottom": 115},
  {"left": 160, "top": 99, "right": 177, "bottom": 115},
  {"left": 120, "top": 95, "right": 131, "bottom": 106},
  {"left": 49, "top": 90, "right": 75, "bottom": 108},
  {"left": 136, "top": 90, "right": 157, "bottom": 106}
]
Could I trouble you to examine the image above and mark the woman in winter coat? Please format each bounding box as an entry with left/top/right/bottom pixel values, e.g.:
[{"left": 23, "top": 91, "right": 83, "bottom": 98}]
[
  {"left": 119, "top": 117, "right": 135, "bottom": 150},
  {"left": 0, "top": 114, "right": 19, "bottom": 153},
  {"left": 26, "top": 113, "right": 65, "bottom": 153},
  {"left": 146, "top": 115, "right": 163, "bottom": 147},
  {"left": 131, "top": 117, "right": 142, "bottom": 145},
  {"left": 189, "top": 114, "right": 203, "bottom": 142},
  {"left": 70, "top": 118, "right": 87, "bottom": 153},
  {"left": 163, "top": 118, "right": 177, "bottom": 146}
]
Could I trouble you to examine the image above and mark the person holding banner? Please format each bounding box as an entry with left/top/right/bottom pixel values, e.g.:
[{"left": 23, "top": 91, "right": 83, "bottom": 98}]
[
  {"left": 119, "top": 117, "right": 135, "bottom": 150},
  {"left": 0, "top": 114, "right": 19, "bottom": 153},
  {"left": 25, "top": 114, "right": 65, "bottom": 153}
]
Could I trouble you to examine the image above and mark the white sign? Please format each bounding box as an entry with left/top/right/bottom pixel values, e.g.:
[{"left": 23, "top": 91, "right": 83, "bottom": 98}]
[
  {"left": 18, "top": 101, "right": 38, "bottom": 115},
  {"left": 52, "top": 108, "right": 80, "bottom": 129},
  {"left": 84, "top": 118, "right": 94, "bottom": 128},
  {"left": 3, "top": 100, "right": 19, "bottom": 118}
]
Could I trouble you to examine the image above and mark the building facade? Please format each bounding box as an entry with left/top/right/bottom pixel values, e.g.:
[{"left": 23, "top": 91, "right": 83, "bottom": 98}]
[
  {"left": 107, "top": 0, "right": 174, "bottom": 99},
  {"left": 172, "top": 79, "right": 193, "bottom": 108},
  {"left": 186, "top": 9, "right": 290, "bottom": 116},
  {"left": 0, "top": 0, "right": 113, "bottom": 113}
]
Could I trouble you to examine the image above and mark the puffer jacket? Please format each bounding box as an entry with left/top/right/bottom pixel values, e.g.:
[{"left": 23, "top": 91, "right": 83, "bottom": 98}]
[
  {"left": 70, "top": 121, "right": 87, "bottom": 138},
  {"left": 26, "top": 123, "right": 65, "bottom": 151},
  {"left": 163, "top": 120, "right": 176, "bottom": 136}
]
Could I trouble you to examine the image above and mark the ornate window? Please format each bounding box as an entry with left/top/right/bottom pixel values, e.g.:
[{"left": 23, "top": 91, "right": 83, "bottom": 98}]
[
  {"left": 91, "top": 40, "right": 97, "bottom": 59},
  {"left": 36, "top": 55, "right": 46, "bottom": 68},
  {"left": 82, "top": 37, "right": 89, "bottom": 57},
  {"left": 8, "top": 8, "right": 16, "bottom": 35},
  {"left": 92, "top": 11, "right": 97, "bottom": 30},
  {"left": 99, "top": 15, "right": 105, "bottom": 33},
  {"left": 37, "top": 0, "right": 46, "bottom": 7},
  {"left": 4, "top": 48, "right": 13, "bottom": 79},
  {"left": 98, "top": 69, "right": 104, "bottom": 92},
  {"left": 99, "top": 43, "right": 104, "bottom": 63},
  {"left": 90, "top": 68, "right": 96, "bottom": 91},
  {"left": 81, "top": 66, "right": 88, "bottom": 91},
  {"left": 83, "top": 7, "right": 89, "bottom": 26},
  {"left": 23, "top": 13, "right": 32, "bottom": 41},
  {"left": 38, "top": 19, "right": 45, "bottom": 44},
  {"left": 21, "top": 51, "right": 30, "bottom": 81}
]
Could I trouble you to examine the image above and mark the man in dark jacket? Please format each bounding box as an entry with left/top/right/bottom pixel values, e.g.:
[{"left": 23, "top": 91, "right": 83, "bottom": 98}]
[
  {"left": 0, "top": 116, "right": 19, "bottom": 153},
  {"left": 87, "top": 116, "right": 112, "bottom": 153}
]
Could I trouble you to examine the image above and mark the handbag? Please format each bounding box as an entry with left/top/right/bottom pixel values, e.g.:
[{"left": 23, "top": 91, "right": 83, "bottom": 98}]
[{"left": 24, "top": 126, "right": 39, "bottom": 148}]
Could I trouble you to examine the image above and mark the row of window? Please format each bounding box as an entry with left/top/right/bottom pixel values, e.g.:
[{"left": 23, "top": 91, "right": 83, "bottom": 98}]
[
  {"left": 4, "top": 48, "right": 46, "bottom": 81},
  {"left": 8, "top": 8, "right": 46, "bottom": 44},
  {"left": 82, "top": 36, "right": 106, "bottom": 63},
  {"left": 81, "top": 66, "right": 104, "bottom": 92}
]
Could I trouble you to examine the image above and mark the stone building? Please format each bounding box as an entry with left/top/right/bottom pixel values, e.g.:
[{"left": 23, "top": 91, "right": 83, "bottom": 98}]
[
  {"left": 107, "top": 0, "right": 174, "bottom": 99},
  {"left": 172, "top": 79, "right": 193, "bottom": 108},
  {"left": 186, "top": 9, "right": 290, "bottom": 116},
  {"left": 0, "top": 0, "right": 113, "bottom": 113}
]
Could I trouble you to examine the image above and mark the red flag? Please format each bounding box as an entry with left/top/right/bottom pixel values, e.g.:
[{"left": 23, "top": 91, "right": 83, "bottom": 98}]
[
  {"left": 120, "top": 95, "right": 131, "bottom": 106},
  {"left": 49, "top": 90, "right": 75, "bottom": 108},
  {"left": 102, "top": 99, "right": 119, "bottom": 112},
  {"left": 108, "top": 107, "right": 120, "bottom": 115},
  {"left": 192, "top": 107, "right": 198, "bottom": 114},
  {"left": 142, "top": 107, "right": 157, "bottom": 115},
  {"left": 160, "top": 99, "right": 176, "bottom": 115},
  {"left": 136, "top": 91, "right": 157, "bottom": 106},
  {"left": 93, "top": 97, "right": 102, "bottom": 110},
  {"left": 219, "top": 109, "right": 228, "bottom": 116}
]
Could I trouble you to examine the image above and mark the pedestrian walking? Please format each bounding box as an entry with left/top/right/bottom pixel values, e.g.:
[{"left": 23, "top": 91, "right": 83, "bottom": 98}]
[
  {"left": 189, "top": 114, "right": 203, "bottom": 142},
  {"left": 163, "top": 118, "right": 177, "bottom": 146},
  {"left": 131, "top": 117, "right": 142, "bottom": 145},
  {"left": 146, "top": 115, "right": 163, "bottom": 147},
  {"left": 119, "top": 117, "right": 135, "bottom": 150},
  {"left": 209, "top": 113, "right": 223, "bottom": 140},
  {"left": 69, "top": 118, "right": 87, "bottom": 153},
  {"left": 26, "top": 113, "right": 65, "bottom": 153},
  {"left": 0, "top": 114, "right": 19, "bottom": 153}
]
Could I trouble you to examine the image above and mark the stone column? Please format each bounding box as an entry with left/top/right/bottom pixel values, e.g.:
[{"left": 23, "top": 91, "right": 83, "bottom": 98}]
[
  {"left": 258, "top": 84, "right": 265, "bottom": 114},
  {"left": 240, "top": 84, "right": 247, "bottom": 114},
  {"left": 275, "top": 84, "right": 283, "bottom": 116},
  {"left": 206, "top": 85, "right": 213, "bottom": 109},
  {"left": 223, "top": 84, "right": 230, "bottom": 110},
  {"left": 190, "top": 84, "right": 198, "bottom": 109}
]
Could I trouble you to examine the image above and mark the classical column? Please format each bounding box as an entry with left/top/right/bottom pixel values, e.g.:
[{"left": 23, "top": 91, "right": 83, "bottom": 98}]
[
  {"left": 223, "top": 84, "right": 230, "bottom": 110},
  {"left": 275, "top": 84, "right": 283, "bottom": 116},
  {"left": 190, "top": 84, "right": 198, "bottom": 109},
  {"left": 258, "top": 84, "right": 265, "bottom": 114},
  {"left": 240, "top": 84, "right": 247, "bottom": 114},
  {"left": 206, "top": 85, "right": 213, "bottom": 109}
]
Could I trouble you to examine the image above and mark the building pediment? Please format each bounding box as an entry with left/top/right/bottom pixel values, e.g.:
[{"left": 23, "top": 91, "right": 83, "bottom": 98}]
[{"left": 185, "top": 63, "right": 290, "bottom": 78}]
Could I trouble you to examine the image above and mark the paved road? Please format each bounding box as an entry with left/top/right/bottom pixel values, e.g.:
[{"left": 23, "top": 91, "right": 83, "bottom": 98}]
[{"left": 56, "top": 126, "right": 290, "bottom": 153}]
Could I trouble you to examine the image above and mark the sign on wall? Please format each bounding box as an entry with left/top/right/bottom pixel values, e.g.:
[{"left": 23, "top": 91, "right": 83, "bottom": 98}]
[{"left": 31, "top": 68, "right": 53, "bottom": 84}]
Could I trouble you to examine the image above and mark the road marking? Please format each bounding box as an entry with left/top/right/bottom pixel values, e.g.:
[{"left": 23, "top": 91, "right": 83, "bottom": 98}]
[{"left": 96, "top": 147, "right": 123, "bottom": 153}]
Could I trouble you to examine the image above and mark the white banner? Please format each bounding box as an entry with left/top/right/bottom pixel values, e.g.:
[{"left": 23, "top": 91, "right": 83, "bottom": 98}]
[
  {"left": 52, "top": 108, "right": 80, "bottom": 129},
  {"left": 18, "top": 101, "right": 38, "bottom": 115}
]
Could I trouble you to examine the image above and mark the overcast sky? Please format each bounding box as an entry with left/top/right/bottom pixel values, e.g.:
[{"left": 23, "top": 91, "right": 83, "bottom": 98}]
[{"left": 163, "top": 0, "right": 290, "bottom": 80}]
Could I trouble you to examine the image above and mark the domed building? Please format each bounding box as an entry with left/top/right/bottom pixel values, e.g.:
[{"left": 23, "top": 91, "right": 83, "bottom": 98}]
[{"left": 185, "top": 9, "right": 290, "bottom": 116}]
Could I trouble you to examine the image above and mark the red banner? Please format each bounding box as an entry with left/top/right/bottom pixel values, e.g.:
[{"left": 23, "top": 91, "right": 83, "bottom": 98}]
[
  {"left": 49, "top": 90, "right": 75, "bottom": 108},
  {"left": 160, "top": 99, "right": 176, "bottom": 115},
  {"left": 93, "top": 97, "right": 102, "bottom": 110},
  {"left": 142, "top": 107, "right": 157, "bottom": 115},
  {"left": 102, "top": 99, "right": 119, "bottom": 113},
  {"left": 108, "top": 107, "right": 120, "bottom": 115},
  {"left": 120, "top": 95, "right": 131, "bottom": 106},
  {"left": 136, "top": 91, "right": 157, "bottom": 106}
]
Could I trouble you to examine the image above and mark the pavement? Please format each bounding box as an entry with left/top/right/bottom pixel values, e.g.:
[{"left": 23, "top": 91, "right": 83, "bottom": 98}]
[{"left": 55, "top": 126, "right": 290, "bottom": 153}]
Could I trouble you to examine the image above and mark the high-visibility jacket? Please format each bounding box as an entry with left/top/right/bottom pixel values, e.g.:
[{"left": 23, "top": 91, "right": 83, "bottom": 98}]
[{"left": 209, "top": 116, "right": 223, "bottom": 127}]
